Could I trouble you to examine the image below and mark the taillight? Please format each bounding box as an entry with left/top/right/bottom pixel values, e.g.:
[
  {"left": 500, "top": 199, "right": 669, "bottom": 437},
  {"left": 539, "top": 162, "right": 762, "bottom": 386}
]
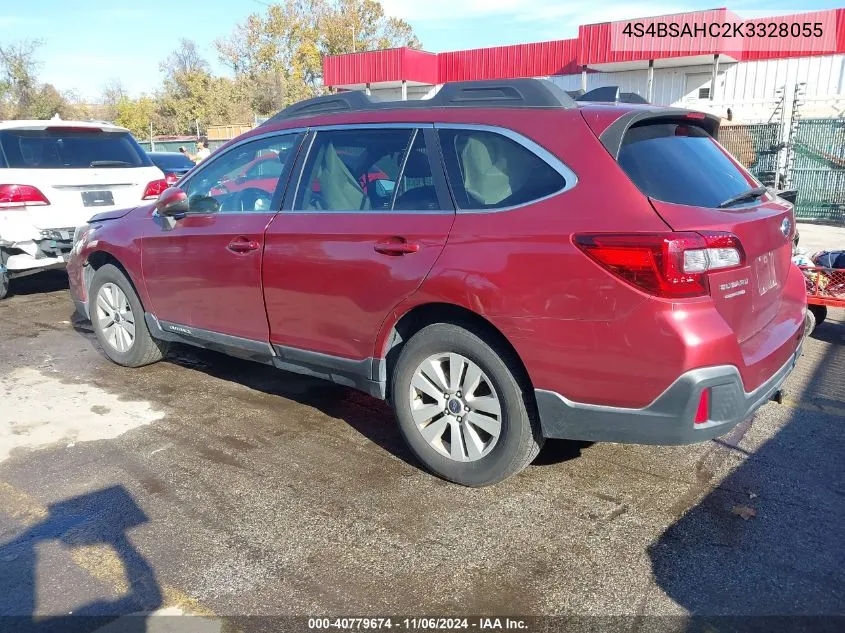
[
  {"left": 164, "top": 172, "right": 179, "bottom": 186},
  {"left": 142, "top": 179, "right": 168, "bottom": 200},
  {"left": 574, "top": 232, "right": 744, "bottom": 298},
  {"left": 0, "top": 184, "right": 50, "bottom": 208},
  {"left": 694, "top": 388, "right": 710, "bottom": 424},
  {"left": 682, "top": 232, "right": 745, "bottom": 273}
]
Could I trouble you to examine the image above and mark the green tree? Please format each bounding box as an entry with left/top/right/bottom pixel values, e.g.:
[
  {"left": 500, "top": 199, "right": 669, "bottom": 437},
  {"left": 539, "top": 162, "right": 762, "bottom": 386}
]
[
  {"left": 115, "top": 96, "right": 157, "bottom": 139},
  {"left": 215, "top": 0, "right": 421, "bottom": 114}
]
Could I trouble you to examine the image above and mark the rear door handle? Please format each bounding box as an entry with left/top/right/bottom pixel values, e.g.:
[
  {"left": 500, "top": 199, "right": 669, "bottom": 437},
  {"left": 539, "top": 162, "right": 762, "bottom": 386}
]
[
  {"left": 374, "top": 239, "right": 420, "bottom": 256},
  {"left": 227, "top": 237, "right": 260, "bottom": 254}
]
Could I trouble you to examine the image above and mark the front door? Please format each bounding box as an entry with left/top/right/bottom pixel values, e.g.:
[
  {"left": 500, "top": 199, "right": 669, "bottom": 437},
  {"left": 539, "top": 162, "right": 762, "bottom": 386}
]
[
  {"left": 142, "top": 133, "right": 302, "bottom": 342},
  {"left": 263, "top": 126, "right": 455, "bottom": 360}
]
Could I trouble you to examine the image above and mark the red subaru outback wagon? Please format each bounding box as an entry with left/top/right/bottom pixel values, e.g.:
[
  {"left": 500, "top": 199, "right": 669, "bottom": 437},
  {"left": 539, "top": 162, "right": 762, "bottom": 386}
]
[{"left": 68, "top": 79, "right": 805, "bottom": 486}]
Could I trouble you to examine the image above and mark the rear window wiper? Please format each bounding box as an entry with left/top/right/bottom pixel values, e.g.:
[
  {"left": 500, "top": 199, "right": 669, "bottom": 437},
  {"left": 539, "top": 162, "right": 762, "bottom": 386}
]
[
  {"left": 89, "top": 160, "right": 133, "bottom": 167},
  {"left": 718, "top": 186, "right": 768, "bottom": 209}
]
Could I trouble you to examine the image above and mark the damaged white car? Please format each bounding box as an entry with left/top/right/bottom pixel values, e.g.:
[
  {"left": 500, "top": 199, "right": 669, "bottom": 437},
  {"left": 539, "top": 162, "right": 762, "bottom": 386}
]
[{"left": 0, "top": 120, "right": 166, "bottom": 298}]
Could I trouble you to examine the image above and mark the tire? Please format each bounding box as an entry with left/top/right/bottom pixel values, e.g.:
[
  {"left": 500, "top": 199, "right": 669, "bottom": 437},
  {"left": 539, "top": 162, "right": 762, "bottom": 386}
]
[
  {"left": 803, "top": 308, "right": 816, "bottom": 339},
  {"left": 89, "top": 264, "right": 168, "bottom": 367},
  {"left": 0, "top": 270, "right": 8, "bottom": 300},
  {"left": 390, "top": 323, "right": 544, "bottom": 487},
  {"left": 808, "top": 304, "right": 827, "bottom": 330}
]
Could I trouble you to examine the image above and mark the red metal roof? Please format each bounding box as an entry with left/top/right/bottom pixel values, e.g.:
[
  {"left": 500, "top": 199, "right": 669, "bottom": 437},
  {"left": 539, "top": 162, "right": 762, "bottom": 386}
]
[
  {"left": 740, "top": 8, "right": 845, "bottom": 60},
  {"left": 323, "top": 7, "right": 845, "bottom": 87},
  {"left": 578, "top": 8, "right": 739, "bottom": 66},
  {"left": 323, "top": 47, "right": 438, "bottom": 86},
  {"left": 438, "top": 39, "right": 579, "bottom": 82}
]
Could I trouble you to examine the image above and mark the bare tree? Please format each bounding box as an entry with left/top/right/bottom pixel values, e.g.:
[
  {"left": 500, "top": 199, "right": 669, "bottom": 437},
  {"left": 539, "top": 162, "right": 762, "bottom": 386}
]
[
  {"left": 0, "top": 39, "right": 43, "bottom": 117},
  {"left": 101, "top": 78, "right": 127, "bottom": 106},
  {"left": 159, "top": 39, "right": 210, "bottom": 82}
]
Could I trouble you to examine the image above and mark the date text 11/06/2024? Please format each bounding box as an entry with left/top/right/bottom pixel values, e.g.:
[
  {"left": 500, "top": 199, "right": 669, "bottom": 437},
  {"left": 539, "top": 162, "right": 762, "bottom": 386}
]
[{"left": 308, "top": 618, "right": 529, "bottom": 630}]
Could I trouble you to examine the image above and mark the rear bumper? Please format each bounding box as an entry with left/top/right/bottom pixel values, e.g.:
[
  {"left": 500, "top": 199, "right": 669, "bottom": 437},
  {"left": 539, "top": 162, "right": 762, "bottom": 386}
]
[
  {"left": 535, "top": 343, "right": 801, "bottom": 444},
  {"left": 3, "top": 251, "right": 69, "bottom": 274}
]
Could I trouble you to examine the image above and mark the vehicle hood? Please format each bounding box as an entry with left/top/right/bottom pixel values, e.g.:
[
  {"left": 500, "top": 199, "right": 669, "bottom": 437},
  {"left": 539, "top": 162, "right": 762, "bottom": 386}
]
[{"left": 88, "top": 205, "right": 141, "bottom": 223}]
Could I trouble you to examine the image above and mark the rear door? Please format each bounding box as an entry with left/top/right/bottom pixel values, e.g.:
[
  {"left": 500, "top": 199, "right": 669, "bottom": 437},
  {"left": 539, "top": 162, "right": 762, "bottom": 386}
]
[
  {"left": 142, "top": 132, "right": 301, "bottom": 341},
  {"left": 0, "top": 126, "right": 163, "bottom": 229},
  {"left": 262, "top": 125, "right": 454, "bottom": 360},
  {"left": 614, "top": 119, "right": 794, "bottom": 343}
]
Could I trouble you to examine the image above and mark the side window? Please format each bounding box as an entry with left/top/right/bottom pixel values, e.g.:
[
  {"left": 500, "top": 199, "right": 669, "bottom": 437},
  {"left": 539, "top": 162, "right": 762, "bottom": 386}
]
[
  {"left": 393, "top": 132, "right": 442, "bottom": 211},
  {"left": 181, "top": 135, "right": 297, "bottom": 214},
  {"left": 438, "top": 129, "right": 566, "bottom": 210},
  {"left": 295, "top": 128, "right": 413, "bottom": 212}
]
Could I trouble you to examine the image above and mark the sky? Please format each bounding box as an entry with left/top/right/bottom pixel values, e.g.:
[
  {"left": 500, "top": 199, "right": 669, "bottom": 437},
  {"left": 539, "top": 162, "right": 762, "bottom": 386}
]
[{"left": 1, "top": 0, "right": 841, "bottom": 101}]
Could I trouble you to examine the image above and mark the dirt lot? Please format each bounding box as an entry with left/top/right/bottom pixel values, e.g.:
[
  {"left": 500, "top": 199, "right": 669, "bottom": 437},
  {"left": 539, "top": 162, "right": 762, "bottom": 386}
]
[{"left": 1, "top": 272, "right": 843, "bottom": 631}]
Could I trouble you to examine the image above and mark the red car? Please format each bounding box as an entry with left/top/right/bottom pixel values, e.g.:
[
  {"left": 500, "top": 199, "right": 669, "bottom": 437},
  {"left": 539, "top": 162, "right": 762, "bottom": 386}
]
[{"left": 67, "top": 79, "right": 805, "bottom": 486}]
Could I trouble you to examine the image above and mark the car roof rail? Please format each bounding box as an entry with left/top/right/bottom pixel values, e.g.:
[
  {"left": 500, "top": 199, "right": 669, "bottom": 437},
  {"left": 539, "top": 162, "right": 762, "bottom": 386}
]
[
  {"left": 261, "top": 78, "right": 577, "bottom": 125},
  {"left": 433, "top": 79, "right": 577, "bottom": 109},
  {"left": 576, "top": 86, "right": 650, "bottom": 104}
]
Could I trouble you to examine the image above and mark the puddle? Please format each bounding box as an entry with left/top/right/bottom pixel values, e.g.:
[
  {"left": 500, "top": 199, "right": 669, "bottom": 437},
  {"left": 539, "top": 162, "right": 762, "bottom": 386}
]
[{"left": 0, "top": 368, "right": 164, "bottom": 462}]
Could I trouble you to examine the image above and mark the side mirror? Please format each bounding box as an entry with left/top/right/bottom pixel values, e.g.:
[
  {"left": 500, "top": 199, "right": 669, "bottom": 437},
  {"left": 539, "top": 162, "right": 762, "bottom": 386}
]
[{"left": 155, "top": 187, "right": 189, "bottom": 217}]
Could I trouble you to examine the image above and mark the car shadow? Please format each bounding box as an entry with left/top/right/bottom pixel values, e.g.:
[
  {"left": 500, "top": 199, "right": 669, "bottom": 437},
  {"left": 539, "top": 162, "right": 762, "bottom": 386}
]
[
  {"left": 0, "top": 485, "right": 162, "bottom": 633},
  {"left": 61, "top": 319, "right": 586, "bottom": 477},
  {"left": 5, "top": 270, "right": 69, "bottom": 298},
  {"left": 158, "top": 342, "right": 588, "bottom": 474},
  {"left": 647, "top": 322, "right": 845, "bottom": 628}
]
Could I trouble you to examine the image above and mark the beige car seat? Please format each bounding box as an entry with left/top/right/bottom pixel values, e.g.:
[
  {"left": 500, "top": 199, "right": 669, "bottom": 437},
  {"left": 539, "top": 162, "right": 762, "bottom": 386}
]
[{"left": 307, "top": 142, "right": 371, "bottom": 211}]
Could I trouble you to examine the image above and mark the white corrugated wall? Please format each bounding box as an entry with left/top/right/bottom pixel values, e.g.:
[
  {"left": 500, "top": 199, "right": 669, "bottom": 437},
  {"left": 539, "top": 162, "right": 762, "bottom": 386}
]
[
  {"left": 369, "top": 85, "right": 439, "bottom": 101},
  {"left": 546, "top": 55, "right": 845, "bottom": 108}
]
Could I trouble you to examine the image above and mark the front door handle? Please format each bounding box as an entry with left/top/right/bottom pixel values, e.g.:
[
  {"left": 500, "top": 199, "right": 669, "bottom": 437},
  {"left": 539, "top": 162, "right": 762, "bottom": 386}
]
[
  {"left": 227, "top": 237, "right": 260, "bottom": 254},
  {"left": 374, "top": 238, "right": 420, "bottom": 256}
]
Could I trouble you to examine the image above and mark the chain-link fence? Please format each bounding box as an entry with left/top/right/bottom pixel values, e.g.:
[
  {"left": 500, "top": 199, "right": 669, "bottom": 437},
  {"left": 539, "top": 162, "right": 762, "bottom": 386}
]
[
  {"left": 719, "top": 117, "right": 845, "bottom": 224},
  {"left": 719, "top": 123, "right": 784, "bottom": 188},
  {"left": 790, "top": 118, "right": 845, "bottom": 223},
  {"left": 137, "top": 139, "right": 228, "bottom": 153}
]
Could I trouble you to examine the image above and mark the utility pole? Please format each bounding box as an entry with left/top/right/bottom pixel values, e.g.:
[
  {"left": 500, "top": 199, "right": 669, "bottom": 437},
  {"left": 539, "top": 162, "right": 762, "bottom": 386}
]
[
  {"left": 710, "top": 53, "right": 720, "bottom": 102},
  {"left": 195, "top": 119, "right": 200, "bottom": 139},
  {"left": 646, "top": 59, "right": 654, "bottom": 103},
  {"left": 149, "top": 121, "right": 154, "bottom": 151}
]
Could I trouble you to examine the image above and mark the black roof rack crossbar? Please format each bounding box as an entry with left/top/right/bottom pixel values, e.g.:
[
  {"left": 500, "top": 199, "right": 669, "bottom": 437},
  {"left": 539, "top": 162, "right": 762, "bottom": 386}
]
[
  {"left": 576, "top": 86, "right": 650, "bottom": 104},
  {"left": 261, "top": 78, "right": 577, "bottom": 125}
]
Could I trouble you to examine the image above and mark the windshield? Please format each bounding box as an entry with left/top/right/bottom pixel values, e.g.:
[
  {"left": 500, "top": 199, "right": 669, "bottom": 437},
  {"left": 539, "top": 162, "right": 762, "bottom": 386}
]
[
  {"left": 0, "top": 128, "right": 152, "bottom": 169},
  {"left": 617, "top": 122, "right": 757, "bottom": 208}
]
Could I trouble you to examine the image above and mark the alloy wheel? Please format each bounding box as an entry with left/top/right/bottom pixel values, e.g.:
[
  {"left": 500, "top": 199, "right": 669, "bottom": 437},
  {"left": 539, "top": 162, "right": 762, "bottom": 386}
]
[
  {"left": 96, "top": 282, "right": 136, "bottom": 353},
  {"left": 409, "top": 352, "right": 502, "bottom": 462}
]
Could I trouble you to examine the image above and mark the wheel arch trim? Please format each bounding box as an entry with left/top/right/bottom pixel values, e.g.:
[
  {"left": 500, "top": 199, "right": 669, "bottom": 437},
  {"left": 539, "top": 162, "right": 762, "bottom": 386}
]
[{"left": 373, "top": 301, "right": 535, "bottom": 394}]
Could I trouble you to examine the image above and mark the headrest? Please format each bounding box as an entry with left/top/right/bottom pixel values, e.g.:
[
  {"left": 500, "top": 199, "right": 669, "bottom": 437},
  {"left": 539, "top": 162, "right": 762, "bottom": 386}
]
[{"left": 402, "top": 150, "right": 431, "bottom": 178}]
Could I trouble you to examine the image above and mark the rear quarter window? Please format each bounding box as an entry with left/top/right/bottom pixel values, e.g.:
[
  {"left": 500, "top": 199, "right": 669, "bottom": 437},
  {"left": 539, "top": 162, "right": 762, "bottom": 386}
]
[
  {"left": 438, "top": 128, "right": 567, "bottom": 210},
  {"left": 617, "top": 122, "right": 756, "bottom": 208},
  {"left": 0, "top": 129, "right": 152, "bottom": 169}
]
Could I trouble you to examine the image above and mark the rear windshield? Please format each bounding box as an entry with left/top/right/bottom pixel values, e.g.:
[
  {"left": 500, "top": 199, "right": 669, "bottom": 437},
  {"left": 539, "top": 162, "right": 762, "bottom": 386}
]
[
  {"left": 0, "top": 128, "right": 152, "bottom": 169},
  {"left": 149, "top": 153, "right": 195, "bottom": 170},
  {"left": 618, "top": 122, "right": 756, "bottom": 208}
]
